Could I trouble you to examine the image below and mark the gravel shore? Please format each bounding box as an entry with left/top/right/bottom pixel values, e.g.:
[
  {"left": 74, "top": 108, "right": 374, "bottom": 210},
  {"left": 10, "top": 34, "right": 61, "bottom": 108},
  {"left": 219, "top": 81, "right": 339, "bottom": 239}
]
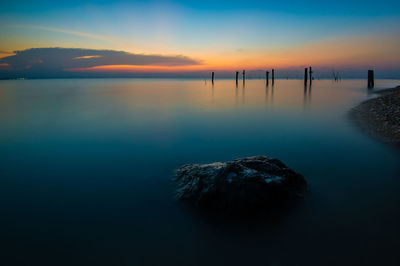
[{"left": 349, "top": 86, "right": 400, "bottom": 146}]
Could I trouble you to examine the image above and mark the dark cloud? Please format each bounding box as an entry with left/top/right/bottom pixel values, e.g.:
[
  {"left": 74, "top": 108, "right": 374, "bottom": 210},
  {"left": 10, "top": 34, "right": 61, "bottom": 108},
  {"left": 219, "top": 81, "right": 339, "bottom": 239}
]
[{"left": 0, "top": 47, "right": 200, "bottom": 78}]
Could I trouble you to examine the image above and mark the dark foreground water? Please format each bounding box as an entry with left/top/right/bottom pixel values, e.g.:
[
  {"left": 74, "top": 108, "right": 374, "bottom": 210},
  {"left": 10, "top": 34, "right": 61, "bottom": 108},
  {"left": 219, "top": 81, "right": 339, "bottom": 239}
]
[{"left": 1, "top": 79, "right": 400, "bottom": 266}]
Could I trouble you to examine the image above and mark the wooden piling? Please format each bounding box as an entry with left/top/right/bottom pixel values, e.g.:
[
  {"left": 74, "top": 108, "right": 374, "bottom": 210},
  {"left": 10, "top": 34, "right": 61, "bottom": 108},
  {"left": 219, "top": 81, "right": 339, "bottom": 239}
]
[
  {"left": 272, "top": 69, "right": 275, "bottom": 85},
  {"left": 242, "top": 70, "right": 245, "bottom": 83},
  {"left": 368, "top": 70, "right": 374, "bottom": 88},
  {"left": 266, "top": 71, "right": 270, "bottom": 86},
  {"left": 236, "top": 71, "right": 239, "bottom": 84},
  {"left": 309, "top": 67, "right": 313, "bottom": 85},
  {"left": 304, "top": 68, "right": 308, "bottom": 86},
  {"left": 211, "top": 72, "right": 214, "bottom": 84}
]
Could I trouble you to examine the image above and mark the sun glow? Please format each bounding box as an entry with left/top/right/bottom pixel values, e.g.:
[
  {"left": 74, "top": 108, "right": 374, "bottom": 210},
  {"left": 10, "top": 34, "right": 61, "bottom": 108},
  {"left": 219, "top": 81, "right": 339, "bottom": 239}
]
[
  {"left": 72, "top": 55, "right": 103, "bottom": 59},
  {"left": 65, "top": 64, "right": 209, "bottom": 73}
]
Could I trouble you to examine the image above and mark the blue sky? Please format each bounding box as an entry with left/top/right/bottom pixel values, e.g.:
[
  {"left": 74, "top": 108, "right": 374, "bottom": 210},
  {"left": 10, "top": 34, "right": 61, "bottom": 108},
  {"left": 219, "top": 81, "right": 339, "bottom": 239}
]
[{"left": 2, "top": 0, "right": 400, "bottom": 14}]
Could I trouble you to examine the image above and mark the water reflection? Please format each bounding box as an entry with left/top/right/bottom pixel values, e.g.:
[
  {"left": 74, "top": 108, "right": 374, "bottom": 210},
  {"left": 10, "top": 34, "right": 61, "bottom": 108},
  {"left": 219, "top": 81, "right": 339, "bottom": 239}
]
[
  {"left": 180, "top": 198, "right": 306, "bottom": 234},
  {"left": 211, "top": 82, "right": 215, "bottom": 95},
  {"left": 264, "top": 83, "right": 275, "bottom": 105},
  {"left": 1, "top": 78, "right": 400, "bottom": 266},
  {"left": 242, "top": 80, "right": 245, "bottom": 105},
  {"left": 271, "top": 84, "right": 274, "bottom": 104},
  {"left": 235, "top": 82, "right": 239, "bottom": 106},
  {"left": 303, "top": 83, "right": 312, "bottom": 108}
]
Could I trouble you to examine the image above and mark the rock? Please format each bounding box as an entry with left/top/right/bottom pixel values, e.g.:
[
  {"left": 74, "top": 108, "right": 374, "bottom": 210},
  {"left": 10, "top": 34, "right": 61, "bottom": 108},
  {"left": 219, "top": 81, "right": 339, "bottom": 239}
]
[
  {"left": 174, "top": 156, "right": 307, "bottom": 211},
  {"left": 349, "top": 86, "right": 400, "bottom": 145}
]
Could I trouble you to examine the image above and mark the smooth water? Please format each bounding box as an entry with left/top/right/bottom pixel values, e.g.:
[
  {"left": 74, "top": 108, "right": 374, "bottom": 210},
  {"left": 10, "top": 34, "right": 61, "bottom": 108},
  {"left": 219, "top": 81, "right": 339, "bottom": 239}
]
[{"left": 1, "top": 79, "right": 400, "bottom": 266}]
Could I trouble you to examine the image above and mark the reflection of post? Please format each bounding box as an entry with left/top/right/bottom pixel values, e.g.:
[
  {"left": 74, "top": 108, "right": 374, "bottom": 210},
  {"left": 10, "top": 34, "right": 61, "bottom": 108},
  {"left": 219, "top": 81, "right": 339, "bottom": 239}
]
[
  {"left": 272, "top": 69, "right": 275, "bottom": 85},
  {"left": 266, "top": 71, "right": 269, "bottom": 86},
  {"left": 211, "top": 81, "right": 214, "bottom": 98},
  {"left": 235, "top": 81, "right": 239, "bottom": 106},
  {"left": 236, "top": 71, "right": 239, "bottom": 85},
  {"left": 242, "top": 79, "right": 245, "bottom": 105},
  {"left": 303, "top": 81, "right": 312, "bottom": 108},
  {"left": 270, "top": 84, "right": 274, "bottom": 104}
]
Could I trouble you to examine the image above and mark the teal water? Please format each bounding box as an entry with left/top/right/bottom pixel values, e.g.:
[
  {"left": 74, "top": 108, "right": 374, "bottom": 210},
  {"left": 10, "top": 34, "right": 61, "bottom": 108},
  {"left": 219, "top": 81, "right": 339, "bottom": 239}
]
[{"left": 1, "top": 79, "right": 400, "bottom": 265}]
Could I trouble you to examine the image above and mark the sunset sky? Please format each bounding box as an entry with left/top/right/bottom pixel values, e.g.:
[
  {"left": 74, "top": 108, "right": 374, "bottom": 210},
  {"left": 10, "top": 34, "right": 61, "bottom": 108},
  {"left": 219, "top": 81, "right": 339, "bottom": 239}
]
[{"left": 1, "top": 0, "right": 399, "bottom": 78}]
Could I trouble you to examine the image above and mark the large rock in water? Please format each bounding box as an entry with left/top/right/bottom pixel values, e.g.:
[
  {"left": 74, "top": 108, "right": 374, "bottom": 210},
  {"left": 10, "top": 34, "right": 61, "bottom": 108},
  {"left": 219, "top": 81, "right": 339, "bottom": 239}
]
[{"left": 175, "top": 156, "right": 307, "bottom": 211}]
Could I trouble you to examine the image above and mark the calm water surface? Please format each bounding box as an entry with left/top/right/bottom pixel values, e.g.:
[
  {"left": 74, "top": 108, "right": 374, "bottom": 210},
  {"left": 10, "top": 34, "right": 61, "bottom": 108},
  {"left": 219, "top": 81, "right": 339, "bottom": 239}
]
[{"left": 1, "top": 79, "right": 400, "bottom": 265}]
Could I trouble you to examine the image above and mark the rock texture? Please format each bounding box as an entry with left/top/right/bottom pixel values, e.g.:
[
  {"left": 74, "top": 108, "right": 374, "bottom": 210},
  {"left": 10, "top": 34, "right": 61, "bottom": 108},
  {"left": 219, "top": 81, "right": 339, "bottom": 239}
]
[
  {"left": 350, "top": 86, "right": 400, "bottom": 145},
  {"left": 175, "top": 156, "right": 307, "bottom": 210}
]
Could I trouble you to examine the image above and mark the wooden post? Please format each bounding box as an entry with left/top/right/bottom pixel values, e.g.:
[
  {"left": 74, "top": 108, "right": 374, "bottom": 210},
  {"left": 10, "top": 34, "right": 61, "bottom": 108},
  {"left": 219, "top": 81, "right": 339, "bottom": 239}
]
[
  {"left": 309, "top": 67, "right": 313, "bottom": 85},
  {"left": 272, "top": 69, "right": 275, "bottom": 85},
  {"left": 242, "top": 70, "right": 245, "bottom": 82},
  {"left": 266, "top": 71, "right": 270, "bottom": 86},
  {"left": 236, "top": 71, "right": 239, "bottom": 84},
  {"left": 304, "top": 68, "right": 308, "bottom": 86},
  {"left": 211, "top": 72, "right": 214, "bottom": 84},
  {"left": 368, "top": 70, "right": 374, "bottom": 88}
]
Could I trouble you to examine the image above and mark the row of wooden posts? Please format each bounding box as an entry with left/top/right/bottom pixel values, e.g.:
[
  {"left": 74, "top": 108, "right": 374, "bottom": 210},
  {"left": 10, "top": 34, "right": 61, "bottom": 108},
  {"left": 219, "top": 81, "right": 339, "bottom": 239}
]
[
  {"left": 210, "top": 69, "right": 375, "bottom": 88},
  {"left": 211, "top": 69, "right": 276, "bottom": 85}
]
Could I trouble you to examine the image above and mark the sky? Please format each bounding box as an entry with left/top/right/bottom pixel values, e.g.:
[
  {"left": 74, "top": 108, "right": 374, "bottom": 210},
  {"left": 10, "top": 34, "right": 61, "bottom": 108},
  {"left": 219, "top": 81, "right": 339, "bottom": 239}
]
[{"left": 0, "top": 0, "right": 399, "bottom": 78}]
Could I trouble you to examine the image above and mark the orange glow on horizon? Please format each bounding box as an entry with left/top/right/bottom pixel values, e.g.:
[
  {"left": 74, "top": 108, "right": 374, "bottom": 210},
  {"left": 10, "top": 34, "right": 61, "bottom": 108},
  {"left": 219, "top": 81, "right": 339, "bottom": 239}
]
[
  {"left": 66, "top": 64, "right": 211, "bottom": 73},
  {"left": 72, "top": 55, "right": 103, "bottom": 60},
  {"left": 63, "top": 34, "right": 400, "bottom": 74}
]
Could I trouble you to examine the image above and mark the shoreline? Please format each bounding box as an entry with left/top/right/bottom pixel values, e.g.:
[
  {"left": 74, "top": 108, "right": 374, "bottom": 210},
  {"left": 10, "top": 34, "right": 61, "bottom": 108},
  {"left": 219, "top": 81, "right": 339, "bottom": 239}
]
[{"left": 349, "top": 85, "right": 400, "bottom": 146}]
